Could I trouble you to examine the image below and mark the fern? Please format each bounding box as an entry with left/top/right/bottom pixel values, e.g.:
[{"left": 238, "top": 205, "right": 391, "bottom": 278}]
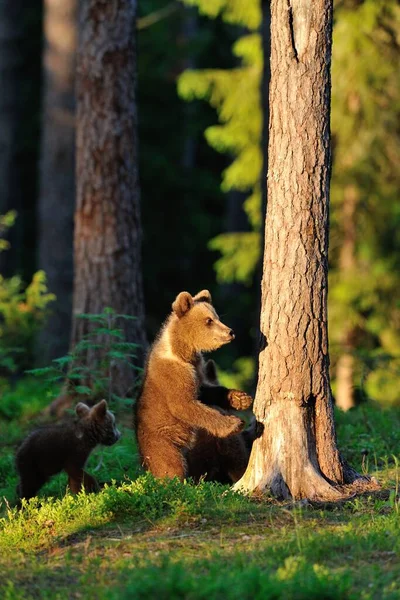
[{"left": 28, "top": 308, "right": 142, "bottom": 409}]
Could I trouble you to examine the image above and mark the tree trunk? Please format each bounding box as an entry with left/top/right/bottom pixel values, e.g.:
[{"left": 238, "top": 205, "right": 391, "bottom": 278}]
[
  {"left": 49, "top": 0, "right": 146, "bottom": 413},
  {"left": 234, "top": 0, "right": 372, "bottom": 500},
  {"left": 37, "top": 0, "right": 77, "bottom": 363},
  {"left": 335, "top": 185, "right": 358, "bottom": 411}
]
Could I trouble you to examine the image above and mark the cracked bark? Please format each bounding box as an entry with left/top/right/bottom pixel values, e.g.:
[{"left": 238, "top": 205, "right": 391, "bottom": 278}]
[
  {"left": 49, "top": 0, "right": 146, "bottom": 414},
  {"left": 234, "top": 0, "right": 374, "bottom": 500}
]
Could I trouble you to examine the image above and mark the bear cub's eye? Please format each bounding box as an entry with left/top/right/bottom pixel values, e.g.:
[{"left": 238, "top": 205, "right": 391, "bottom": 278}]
[{"left": 206, "top": 317, "right": 213, "bottom": 326}]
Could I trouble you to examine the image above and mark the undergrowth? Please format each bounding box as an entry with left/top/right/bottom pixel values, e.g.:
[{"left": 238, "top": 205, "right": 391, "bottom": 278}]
[{"left": 0, "top": 379, "right": 399, "bottom": 599}]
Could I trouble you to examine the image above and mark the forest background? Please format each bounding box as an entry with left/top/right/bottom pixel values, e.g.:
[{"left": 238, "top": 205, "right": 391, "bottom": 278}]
[
  {"left": 0, "top": 2, "right": 400, "bottom": 598},
  {"left": 0, "top": 0, "right": 399, "bottom": 410}
]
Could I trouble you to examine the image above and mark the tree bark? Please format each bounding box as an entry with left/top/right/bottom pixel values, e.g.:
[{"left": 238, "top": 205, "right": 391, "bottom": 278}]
[
  {"left": 37, "top": 0, "right": 77, "bottom": 363},
  {"left": 234, "top": 0, "right": 372, "bottom": 500},
  {"left": 335, "top": 185, "right": 358, "bottom": 411},
  {"left": 50, "top": 0, "right": 146, "bottom": 412}
]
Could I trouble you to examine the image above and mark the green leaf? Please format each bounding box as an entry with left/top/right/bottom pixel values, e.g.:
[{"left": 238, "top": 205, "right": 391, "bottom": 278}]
[{"left": 74, "top": 386, "right": 92, "bottom": 395}]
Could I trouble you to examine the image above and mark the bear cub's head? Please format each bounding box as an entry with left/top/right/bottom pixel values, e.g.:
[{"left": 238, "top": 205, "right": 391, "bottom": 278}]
[
  {"left": 75, "top": 400, "right": 121, "bottom": 446},
  {"left": 172, "top": 289, "right": 235, "bottom": 353}
]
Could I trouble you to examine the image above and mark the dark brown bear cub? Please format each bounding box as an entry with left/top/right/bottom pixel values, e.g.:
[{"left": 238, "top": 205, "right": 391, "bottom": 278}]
[
  {"left": 187, "top": 359, "right": 253, "bottom": 484},
  {"left": 135, "top": 289, "right": 253, "bottom": 480},
  {"left": 16, "top": 400, "right": 121, "bottom": 500}
]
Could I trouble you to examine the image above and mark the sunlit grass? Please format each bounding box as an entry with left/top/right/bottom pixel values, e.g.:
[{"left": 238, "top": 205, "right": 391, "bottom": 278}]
[{"left": 0, "top": 379, "right": 399, "bottom": 599}]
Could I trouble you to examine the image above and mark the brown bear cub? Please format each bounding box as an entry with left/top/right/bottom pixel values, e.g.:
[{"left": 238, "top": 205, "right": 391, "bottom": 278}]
[
  {"left": 16, "top": 399, "right": 121, "bottom": 500},
  {"left": 187, "top": 359, "right": 253, "bottom": 484},
  {"left": 135, "top": 289, "right": 253, "bottom": 480}
]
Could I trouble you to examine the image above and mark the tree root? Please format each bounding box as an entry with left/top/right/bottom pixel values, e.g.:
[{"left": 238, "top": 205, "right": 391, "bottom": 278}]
[{"left": 233, "top": 459, "right": 381, "bottom": 503}]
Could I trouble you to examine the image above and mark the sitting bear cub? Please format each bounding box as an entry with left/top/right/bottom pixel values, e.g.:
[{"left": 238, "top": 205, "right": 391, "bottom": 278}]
[
  {"left": 135, "top": 289, "right": 253, "bottom": 480},
  {"left": 16, "top": 399, "right": 121, "bottom": 500},
  {"left": 187, "top": 358, "right": 254, "bottom": 484}
]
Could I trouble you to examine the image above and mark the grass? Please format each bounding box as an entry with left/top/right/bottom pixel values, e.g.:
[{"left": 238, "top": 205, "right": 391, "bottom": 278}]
[{"left": 0, "top": 378, "right": 399, "bottom": 599}]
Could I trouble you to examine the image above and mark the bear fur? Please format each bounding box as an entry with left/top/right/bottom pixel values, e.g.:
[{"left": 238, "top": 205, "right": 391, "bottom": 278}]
[
  {"left": 16, "top": 399, "right": 121, "bottom": 500},
  {"left": 135, "top": 290, "right": 253, "bottom": 480},
  {"left": 187, "top": 359, "right": 254, "bottom": 484}
]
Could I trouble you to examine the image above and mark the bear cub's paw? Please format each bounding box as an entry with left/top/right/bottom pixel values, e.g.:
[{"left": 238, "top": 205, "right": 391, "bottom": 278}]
[{"left": 227, "top": 389, "right": 253, "bottom": 410}]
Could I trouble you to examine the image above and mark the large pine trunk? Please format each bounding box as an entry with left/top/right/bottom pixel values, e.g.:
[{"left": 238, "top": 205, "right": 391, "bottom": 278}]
[
  {"left": 234, "top": 0, "right": 372, "bottom": 500},
  {"left": 50, "top": 0, "right": 147, "bottom": 412},
  {"left": 37, "top": 0, "right": 77, "bottom": 363}
]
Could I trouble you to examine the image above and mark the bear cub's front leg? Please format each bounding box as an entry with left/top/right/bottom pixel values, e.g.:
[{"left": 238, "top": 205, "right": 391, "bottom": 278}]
[{"left": 199, "top": 359, "right": 253, "bottom": 411}]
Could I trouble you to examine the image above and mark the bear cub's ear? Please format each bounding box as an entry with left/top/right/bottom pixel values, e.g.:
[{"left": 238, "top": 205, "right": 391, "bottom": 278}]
[
  {"left": 204, "top": 359, "right": 218, "bottom": 384},
  {"left": 76, "top": 402, "right": 91, "bottom": 418},
  {"left": 172, "top": 291, "right": 194, "bottom": 318},
  {"left": 91, "top": 399, "right": 108, "bottom": 419},
  {"left": 193, "top": 289, "right": 212, "bottom": 304}
]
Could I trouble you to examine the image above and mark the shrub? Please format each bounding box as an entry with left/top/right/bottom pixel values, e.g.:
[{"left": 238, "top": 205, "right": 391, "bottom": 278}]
[{"left": 0, "top": 212, "right": 55, "bottom": 372}]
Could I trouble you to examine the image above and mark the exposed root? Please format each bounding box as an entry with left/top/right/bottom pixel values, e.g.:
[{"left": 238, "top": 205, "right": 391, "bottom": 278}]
[
  {"left": 341, "top": 475, "right": 381, "bottom": 495},
  {"left": 232, "top": 458, "right": 381, "bottom": 503},
  {"left": 233, "top": 465, "right": 344, "bottom": 502}
]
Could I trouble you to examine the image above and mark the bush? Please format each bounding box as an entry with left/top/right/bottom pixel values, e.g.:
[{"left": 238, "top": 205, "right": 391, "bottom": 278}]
[{"left": 0, "top": 212, "right": 55, "bottom": 372}]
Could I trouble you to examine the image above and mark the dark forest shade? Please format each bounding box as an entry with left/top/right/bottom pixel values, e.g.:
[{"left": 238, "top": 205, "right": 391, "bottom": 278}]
[{"left": 0, "top": 1, "right": 42, "bottom": 278}]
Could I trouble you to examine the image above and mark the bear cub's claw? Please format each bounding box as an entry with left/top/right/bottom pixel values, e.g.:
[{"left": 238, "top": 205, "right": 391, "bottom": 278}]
[{"left": 227, "top": 390, "right": 253, "bottom": 410}]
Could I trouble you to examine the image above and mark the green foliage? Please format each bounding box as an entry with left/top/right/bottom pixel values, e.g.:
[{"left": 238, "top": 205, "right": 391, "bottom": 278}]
[
  {"left": 329, "top": 0, "right": 400, "bottom": 406},
  {"left": 180, "top": 0, "right": 261, "bottom": 29},
  {"left": 180, "top": 0, "right": 400, "bottom": 406},
  {"left": 0, "top": 377, "right": 57, "bottom": 422},
  {"left": 138, "top": 0, "right": 233, "bottom": 344},
  {"left": 0, "top": 378, "right": 400, "bottom": 598},
  {"left": 104, "top": 555, "right": 352, "bottom": 600},
  {"left": 28, "top": 308, "right": 142, "bottom": 408},
  {"left": 335, "top": 402, "right": 400, "bottom": 472},
  {"left": 178, "top": 0, "right": 262, "bottom": 285},
  {"left": 0, "top": 211, "right": 16, "bottom": 253},
  {"left": 0, "top": 214, "right": 55, "bottom": 372},
  {"left": 217, "top": 356, "right": 255, "bottom": 391},
  {"left": 0, "top": 475, "right": 248, "bottom": 552}
]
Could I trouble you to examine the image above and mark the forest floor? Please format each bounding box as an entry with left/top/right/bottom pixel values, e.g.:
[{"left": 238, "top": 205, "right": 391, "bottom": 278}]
[{"left": 0, "top": 378, "right": 399, "bottom": 600}]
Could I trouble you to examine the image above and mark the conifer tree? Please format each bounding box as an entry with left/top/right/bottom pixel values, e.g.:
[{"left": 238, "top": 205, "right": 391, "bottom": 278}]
[
  {"left": 329, "top": 0, "right": 400, "bottom": 409},
  {"left": 179, "top": 0, "right": 400, "bottom": 408},
  {"left": 178, "top": 0, "right": 263, "bottom": 284}
]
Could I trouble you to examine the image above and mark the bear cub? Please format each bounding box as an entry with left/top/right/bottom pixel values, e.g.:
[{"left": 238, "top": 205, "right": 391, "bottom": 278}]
[
  {"left": 135, "top": 289, "right": 253, "bottom": 480},
  {"left": 187, "top": 359, "right": 254, "bottom": 484},
  {"left": 16, "top": 399, "right": 121, "bottom": 500}
]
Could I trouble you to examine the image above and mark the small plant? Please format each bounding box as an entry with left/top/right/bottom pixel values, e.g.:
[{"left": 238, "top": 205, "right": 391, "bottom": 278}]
[
  {"left": 28, "top": 308, "right": 142, "bottom": 409},
  {"left": 0, "top": 212, "right": 55, "bottom": 372}
]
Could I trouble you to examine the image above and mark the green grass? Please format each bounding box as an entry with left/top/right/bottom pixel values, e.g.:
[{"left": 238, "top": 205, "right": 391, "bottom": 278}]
[{"left": 0, "top": 379, "right": 399, "bottom": 599}]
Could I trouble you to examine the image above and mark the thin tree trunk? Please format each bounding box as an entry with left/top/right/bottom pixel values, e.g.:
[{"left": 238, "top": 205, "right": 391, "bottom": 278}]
[
  {"left": 37, "top": 0, "right": 77, "bottom": 363},
  {"left": 234, "top": 0, "right": 374, "bottom": 501},
  {"left": 49, "top": 0, "right": 146, "bottom": 414},
  {"left": 335, "top": 185, "right": 358, "bottom": 411}
]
